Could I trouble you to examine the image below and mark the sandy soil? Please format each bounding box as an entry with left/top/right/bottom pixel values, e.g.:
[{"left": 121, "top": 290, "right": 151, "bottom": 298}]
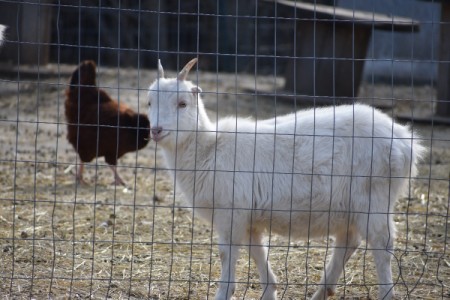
[{"left": 0, "top": 64, "right": 448, "bottom": 299}]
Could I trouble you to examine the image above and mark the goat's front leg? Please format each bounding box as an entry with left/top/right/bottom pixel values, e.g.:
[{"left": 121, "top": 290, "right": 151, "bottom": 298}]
[
  {"left": 248, "top": 229, "right": 277, "bottom": 300},
  {"left": 215, "top": 233, "right": 241, "bottom": 300}
]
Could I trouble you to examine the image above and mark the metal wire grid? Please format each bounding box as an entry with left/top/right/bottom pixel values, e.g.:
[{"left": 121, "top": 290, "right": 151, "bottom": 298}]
[{"left": 0, "top": 0, "right": 448, "bottom": 299}]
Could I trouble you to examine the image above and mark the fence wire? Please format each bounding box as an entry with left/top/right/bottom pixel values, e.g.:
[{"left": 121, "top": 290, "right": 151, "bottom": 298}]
[{"left": 0, "top": 0, "right": 449, "bottom": 299}]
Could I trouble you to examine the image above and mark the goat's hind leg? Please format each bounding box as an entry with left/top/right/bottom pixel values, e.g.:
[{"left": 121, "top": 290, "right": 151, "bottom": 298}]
[
  {"left": 366, "top": 215, "right": 395, "bottom": 300},
  {"left": 311, "top": 228, "right": 361, "bottom": 300}
]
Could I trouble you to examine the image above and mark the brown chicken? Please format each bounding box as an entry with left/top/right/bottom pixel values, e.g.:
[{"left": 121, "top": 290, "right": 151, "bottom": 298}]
[{"left": 65, "top": 60, "right": 150, "bottom": 186}]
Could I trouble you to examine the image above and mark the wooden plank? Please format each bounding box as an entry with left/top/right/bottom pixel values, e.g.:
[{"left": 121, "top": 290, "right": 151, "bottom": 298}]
[
  {"left": 284, "top": 20, "right": 370, "bottom": 98},
  {"left": 396, "top": 113, "right": 450, "bottom": 125},
  {"left": 263, "top": 0, "right": 421, "bottom": 104},
  {"left": 20, "top": 0, "right": 53, "bottom": 65},
  {"left": 394, "top": 0, "right": 450, "bottom": 122},
  {"left": 268, "top": 0, "right": 420, "bottom": 32},
  {"left": 436, "top": 2, "right": 450, "bottom": 118},
  {"left": 0, "top": 0, "right": 53, "bottom": 65}
]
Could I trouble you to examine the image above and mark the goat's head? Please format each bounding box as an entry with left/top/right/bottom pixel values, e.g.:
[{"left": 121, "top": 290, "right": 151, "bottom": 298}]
[{"left": 147, "top": 58, "right": 204, "bottom": 147}]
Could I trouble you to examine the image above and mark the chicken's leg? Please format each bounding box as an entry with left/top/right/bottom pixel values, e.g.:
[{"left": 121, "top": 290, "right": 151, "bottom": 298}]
[
  {"left": 76, "top": 162, "right": 88, "bottom": 185},
  {"left": 109, "top": 165, "right": 126, "bottom": 186}
]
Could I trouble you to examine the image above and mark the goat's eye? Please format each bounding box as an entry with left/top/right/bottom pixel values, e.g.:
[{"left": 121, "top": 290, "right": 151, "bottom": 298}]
[
  {"left": 148, "top": 101, "right": 151, "bottom": 107},
  {"left": 178, "top": 101, "right": 187, "bottom": 108}
]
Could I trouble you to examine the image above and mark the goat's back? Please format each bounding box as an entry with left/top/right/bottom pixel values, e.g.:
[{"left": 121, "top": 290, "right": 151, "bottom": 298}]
[{"left": 201, "top": 104, "right": 424, "bottom": 238}]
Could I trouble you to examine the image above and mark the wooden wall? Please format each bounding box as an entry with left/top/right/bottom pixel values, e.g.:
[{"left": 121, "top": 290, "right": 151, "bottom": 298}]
[{"left": 47, "top": 0, "right": 294, "bottom": 73}]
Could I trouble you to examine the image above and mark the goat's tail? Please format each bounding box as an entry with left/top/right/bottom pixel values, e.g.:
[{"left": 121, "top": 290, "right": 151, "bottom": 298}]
[
  {"left": 385, "top": 127, "right": 426, "bottom": 205},
  {"left": 409, "top": 131, "right": 427, "bottom": 178},
  {"left": 394, "top": 126, "right": 426, "bottom": 180}
]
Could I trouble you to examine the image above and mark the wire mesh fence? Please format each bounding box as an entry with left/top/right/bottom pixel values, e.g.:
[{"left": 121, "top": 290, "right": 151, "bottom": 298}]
[{"left": 0, "top": 0, "right": 449, "bottom": 299}]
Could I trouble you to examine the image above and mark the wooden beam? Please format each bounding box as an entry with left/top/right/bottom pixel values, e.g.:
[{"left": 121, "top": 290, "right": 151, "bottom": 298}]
[
  {"left": 269, "top": 0, "right": 420, "bottom": 32},
  {"left": 436, "top": 2, "right": 450, "bottom": 118}
]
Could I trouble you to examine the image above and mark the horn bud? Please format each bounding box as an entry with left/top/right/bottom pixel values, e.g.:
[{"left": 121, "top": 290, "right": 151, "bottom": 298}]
[
  {"left": 157, "top": 59, "right": 164, "bottom": 79},
  {"left": 177, "top": 58, "right": 198, "bottom": 81}
]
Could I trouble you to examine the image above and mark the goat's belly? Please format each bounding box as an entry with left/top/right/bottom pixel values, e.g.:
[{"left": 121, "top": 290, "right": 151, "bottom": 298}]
[{"left": 257, "top": 209, "right": 347, "bottom": 239}]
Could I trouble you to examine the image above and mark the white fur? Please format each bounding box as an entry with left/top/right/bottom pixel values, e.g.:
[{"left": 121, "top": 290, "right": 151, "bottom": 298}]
[
  {"left": 147, "top": 60, "right": 425, "bottom": 300},
  {"left": 0, "top": 25, "right": 6, "bottom": 46}
]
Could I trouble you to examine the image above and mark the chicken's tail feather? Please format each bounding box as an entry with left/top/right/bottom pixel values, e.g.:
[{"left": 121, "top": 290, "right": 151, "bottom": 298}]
[{"left": 70, "top": 60, "right": 97, "bottom": 89}]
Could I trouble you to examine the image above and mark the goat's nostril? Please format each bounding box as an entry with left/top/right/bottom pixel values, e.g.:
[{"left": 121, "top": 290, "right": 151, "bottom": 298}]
[{"left": 151, "top": 127, "right": 163, "bottom": 136}]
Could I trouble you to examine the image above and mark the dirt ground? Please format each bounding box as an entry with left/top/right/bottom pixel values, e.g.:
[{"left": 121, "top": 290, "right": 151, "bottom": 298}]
[{"left": 0, "top": 63, "right": 449, "bottom": 299}]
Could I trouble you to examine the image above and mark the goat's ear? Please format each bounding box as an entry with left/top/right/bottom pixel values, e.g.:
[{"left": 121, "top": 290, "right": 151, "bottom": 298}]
[
  {"left": 191, "top": 86, "right": 202, "bottom": 96},
  {"left": 157, "top": 59, "right": 164, "bottom": 79}
]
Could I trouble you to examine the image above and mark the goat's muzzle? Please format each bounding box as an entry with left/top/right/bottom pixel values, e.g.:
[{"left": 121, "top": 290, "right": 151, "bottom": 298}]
[{"left": 151, "top": 126, "right": 166, "bottom": 142}]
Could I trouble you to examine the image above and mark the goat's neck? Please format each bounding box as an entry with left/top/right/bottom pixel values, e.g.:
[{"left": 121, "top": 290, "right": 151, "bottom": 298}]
[{"left": 162, "top": 107, "right": 216, "bottom": 172}]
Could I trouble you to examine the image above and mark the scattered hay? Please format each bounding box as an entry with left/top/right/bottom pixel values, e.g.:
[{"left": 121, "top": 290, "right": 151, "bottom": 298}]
[{"left": 0, "top": 66, "right": 448, "bottom": 299}]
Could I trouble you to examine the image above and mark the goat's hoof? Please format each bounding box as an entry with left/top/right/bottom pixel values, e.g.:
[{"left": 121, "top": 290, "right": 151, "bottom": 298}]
[{"left": 311, "top": 287, "right": 331, "bottom": 300}]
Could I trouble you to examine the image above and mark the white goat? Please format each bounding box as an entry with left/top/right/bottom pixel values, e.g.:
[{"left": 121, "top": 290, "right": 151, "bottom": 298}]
[{"left": 147, "top": 58, "right": 425, "bottom": 300}]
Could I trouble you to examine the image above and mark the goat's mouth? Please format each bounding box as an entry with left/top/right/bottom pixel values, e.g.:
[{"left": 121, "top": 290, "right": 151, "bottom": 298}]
[{"left": 152, "top": 132, "right": 170, "bottom": 142}]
